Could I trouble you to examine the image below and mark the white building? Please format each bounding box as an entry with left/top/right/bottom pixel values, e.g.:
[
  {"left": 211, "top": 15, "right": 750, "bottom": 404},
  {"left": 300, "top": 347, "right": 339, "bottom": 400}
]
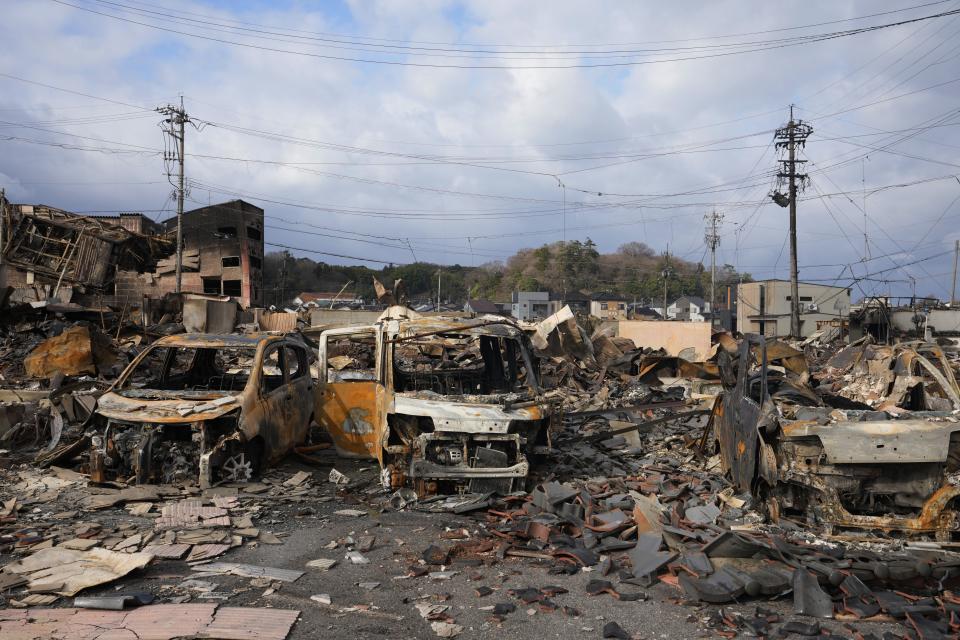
[{"left": 737, "top": 279, "right": 851, "bottom": 338}]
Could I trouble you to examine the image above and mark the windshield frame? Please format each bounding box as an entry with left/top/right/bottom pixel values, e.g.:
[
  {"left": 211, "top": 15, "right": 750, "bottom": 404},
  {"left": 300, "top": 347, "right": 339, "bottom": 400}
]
[{"left": 112, "top": 342, "right": 262, "bottom": 394}]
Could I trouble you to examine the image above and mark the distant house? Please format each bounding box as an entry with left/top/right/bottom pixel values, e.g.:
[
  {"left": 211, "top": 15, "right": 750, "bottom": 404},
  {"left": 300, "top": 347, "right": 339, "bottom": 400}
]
[
  {"left": 511, "top": 291, "right": 561, "bottom": 321},
  {"left": 589, "top": 292, "right": 627, "bottom": 319},
  {"left": 630, "top": 305, "right": 662, "bottom": 320},
  {"left": 561, "top": 290, "right": 590, "bottom": 314},
  {"left": 464, "top": 299, "right": 501, "bottom": 315},
  {"left": 667, "top": 295, "right": 710, "bottom": 321}
]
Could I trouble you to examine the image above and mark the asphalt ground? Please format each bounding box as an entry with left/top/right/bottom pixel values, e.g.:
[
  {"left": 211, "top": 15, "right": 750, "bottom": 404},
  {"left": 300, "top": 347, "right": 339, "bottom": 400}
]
[{"left": 28, "top": 456, "right": 903, "bottom": 640}]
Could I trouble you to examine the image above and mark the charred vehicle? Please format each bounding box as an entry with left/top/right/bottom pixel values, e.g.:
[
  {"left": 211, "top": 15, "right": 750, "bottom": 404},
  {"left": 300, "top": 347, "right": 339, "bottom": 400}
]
[
  {"left": 315, "top": 308, "right": 557, "bottom": 494},
  {"left": 714, "top": 335, "right": 960, "bottom": 540},
  {"left": 89, "top": 333, "right": 314, "bottom": 487}
]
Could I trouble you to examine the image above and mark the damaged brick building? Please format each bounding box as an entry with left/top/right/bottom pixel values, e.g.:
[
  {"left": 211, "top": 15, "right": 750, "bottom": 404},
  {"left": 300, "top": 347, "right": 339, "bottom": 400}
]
[{"left": 0, "top": 196, "right": 264, "bottom": 309}]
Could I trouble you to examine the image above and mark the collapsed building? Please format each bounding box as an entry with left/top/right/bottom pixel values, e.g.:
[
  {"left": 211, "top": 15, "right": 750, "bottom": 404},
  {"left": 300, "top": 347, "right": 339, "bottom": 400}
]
[
  {"left": 0, "top": 196, "right": 264, "bottom": 311},
  {"left": 0, "top": 201, "right": 170, "bottom": 307}
]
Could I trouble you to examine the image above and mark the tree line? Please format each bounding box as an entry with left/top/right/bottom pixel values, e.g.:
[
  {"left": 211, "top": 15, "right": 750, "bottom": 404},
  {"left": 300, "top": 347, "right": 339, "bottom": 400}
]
[{"left": 262, "top": 239, "right": 749, "bottom": 308}]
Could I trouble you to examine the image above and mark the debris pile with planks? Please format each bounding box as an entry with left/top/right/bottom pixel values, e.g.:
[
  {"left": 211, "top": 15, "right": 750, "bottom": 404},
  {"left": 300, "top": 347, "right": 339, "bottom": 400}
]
[{"left": 5, "top": 286, "right": 960, "bottom": 637}]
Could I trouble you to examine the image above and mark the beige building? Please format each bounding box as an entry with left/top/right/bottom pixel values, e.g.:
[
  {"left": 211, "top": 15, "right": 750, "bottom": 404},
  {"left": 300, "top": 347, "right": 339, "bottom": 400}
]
[
  {"left": 589, "top": 292, "right": 628, "bottom": 319},
  {"left": 737, "top": 279, "right": 850, "bottom": 338}
]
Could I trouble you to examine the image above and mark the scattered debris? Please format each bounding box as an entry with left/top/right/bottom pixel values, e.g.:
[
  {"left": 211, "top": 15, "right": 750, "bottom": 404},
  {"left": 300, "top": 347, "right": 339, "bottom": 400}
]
[{"left": 0, "top": 604, "right": 299, "bottom": 640}]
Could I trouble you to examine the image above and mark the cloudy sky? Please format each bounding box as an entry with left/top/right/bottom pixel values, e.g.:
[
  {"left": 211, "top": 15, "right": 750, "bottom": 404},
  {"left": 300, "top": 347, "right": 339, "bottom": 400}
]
[{"left": 2, "top": 0, "right": 960, "bottom": 300}]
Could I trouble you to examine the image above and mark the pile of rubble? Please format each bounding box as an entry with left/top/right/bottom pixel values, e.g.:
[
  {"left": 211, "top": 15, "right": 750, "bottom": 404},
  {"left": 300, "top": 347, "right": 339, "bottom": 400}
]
[{"left": 6, "top": 293, "right": 960, "bottom": 638}]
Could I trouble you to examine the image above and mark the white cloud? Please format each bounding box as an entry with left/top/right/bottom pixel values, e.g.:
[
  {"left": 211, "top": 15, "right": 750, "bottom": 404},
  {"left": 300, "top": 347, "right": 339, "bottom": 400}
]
[{"left": 1, "top": 0, "right": 959, "bottom": 297}]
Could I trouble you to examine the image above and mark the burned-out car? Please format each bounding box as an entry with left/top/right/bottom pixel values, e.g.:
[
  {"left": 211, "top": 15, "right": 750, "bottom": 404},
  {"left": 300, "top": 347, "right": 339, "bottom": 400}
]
[
  {"left": 89, "top": 333, "right": 314, "bottom": 487},
  {"left": 714, "top": 335, "right": 960, "bottom": 540},
  {"left": 314, "top": 308, "right": 557, "bottom": 494}
]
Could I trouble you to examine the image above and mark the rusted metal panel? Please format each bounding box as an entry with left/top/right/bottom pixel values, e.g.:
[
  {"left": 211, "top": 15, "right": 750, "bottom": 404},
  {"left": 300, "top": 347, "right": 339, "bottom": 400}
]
[
  {"left": 24, "top": 325, "right": 115, "bottom": 378},
  {"left": 716, "top": 336, "right": 768, "bottom": 493},
  {"left": 318, "top": 381, "right": 384, "bottom": 461}
]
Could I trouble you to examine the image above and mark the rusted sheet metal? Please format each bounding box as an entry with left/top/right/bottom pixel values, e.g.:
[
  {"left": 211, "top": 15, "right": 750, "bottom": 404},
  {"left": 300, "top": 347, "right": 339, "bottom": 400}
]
[
  {"left": 784, "top": 419, "right": 959, "bottom": 464},
  {"left": 24, "top": 325, "right": 115, "bottom": 378},
  {"left": 759, "top": 340, "right": 808, "bottom": 376},
  {"left": 788, "top": 474, "right": 960, "bottom": 538},
  {"left": 202, "top": 606, "right": 301, "bottom": 640},
  {"left": 150, "top": 332, "right": 277, "bottom": 348},
  {"left": 318, "top": 381, "right": 384, "bottom": 461},
  {"left": 716, "top": 336, "right": 774, "bottom": 493}
]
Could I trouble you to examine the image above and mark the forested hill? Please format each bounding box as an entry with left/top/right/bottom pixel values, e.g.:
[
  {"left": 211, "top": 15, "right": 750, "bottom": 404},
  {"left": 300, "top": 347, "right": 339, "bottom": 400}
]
[{"left": 262, "top": 239, "right": 749, "bottom": 307}]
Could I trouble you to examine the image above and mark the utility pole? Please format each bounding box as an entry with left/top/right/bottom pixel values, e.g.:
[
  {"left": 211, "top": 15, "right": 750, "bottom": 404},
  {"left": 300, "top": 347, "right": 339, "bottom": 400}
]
[
  {"left": 157, "top": 97, "right": 191, "bottom": 294},
  {"left": 0, "top": 188, "right": 5, "bottom": 266},
  {"left": 436, "top": 268, "right": 442, "bottom": 312},
  {"left": 660, "top": 252, "right": 672, "bottom": 320},
  {"left": 279, "top": 251, "right": 288, "bottom": 308},
  {"left": 704, "top": 210, "right": 722, "bottom": 325},
  {"left": 772, "top": 105, "right": 813, "bottom": 338},
  {"left": 952, "top": 239, "right": 959, "bottom": 306}
]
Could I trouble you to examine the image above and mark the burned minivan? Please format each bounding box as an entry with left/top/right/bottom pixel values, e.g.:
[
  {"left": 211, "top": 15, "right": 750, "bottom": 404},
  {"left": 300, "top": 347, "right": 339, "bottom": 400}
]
[
  {"left": 315, "top": 308, "right": 557, "bottom": 494},
  {"left": 89, "top": 333, "right": 313, "bottom": 487},
  {"left": 714, "top": 335, "right": 960, "bottom": 540}
]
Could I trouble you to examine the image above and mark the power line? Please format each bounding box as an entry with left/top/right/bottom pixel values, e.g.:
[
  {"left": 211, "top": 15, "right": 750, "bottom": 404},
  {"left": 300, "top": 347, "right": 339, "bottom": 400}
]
[
  {"left": 50, "top": 0, "right": 960, "bottom": 69},
  {"left": 0, "top": 71, "right": 155, "bottom": 111},
  {"left": 110, "top": 0, "right": 957, "bottom": 49}
]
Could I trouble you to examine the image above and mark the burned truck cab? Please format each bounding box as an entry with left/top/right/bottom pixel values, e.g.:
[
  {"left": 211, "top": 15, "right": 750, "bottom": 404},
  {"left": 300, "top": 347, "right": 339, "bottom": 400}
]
[
  {"left": 715, "top": 334, "right": 960, "bottom": 541},
  {"left": 315, "top": 308, "right": 557, "bottom": 494}
]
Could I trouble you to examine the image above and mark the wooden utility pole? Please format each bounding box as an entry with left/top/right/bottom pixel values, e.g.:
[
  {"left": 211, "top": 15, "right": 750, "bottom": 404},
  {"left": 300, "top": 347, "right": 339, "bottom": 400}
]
[
  {"left": 157, "top": 97, "right": 191, "bottom": 293},
  {"left": 660, "top": 253, "right": 672, "bottom": 320},
  {"left": 952, "top": 239, "right": 959, "bottom": 305},
  {"left": 773, "top": 105, "right": 813, "bottom": 338},
  {"left": 704, "top": 210, "right": 722, "bottom": 324},
  {"left": 0, "top": 188, "right": 5, "bottom": 266},
  {"left": 279, "top": 251, "right": 288, "bottom": 308}
]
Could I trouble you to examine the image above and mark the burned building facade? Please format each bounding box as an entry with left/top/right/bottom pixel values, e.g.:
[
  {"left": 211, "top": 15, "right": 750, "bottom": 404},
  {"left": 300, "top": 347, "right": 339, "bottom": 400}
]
[{"left": 109, "top": 200, "right": 264, "bottom": 308}]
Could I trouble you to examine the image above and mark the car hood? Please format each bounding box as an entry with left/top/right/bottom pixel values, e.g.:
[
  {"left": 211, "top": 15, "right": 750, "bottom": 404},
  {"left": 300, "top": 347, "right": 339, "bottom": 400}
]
[
  {"left": 96, "top": 391, "right": 241, "bottom": 423},
  {"left": 393, "top": 394, "right": 546, "bottom": 433},
  {"left": 782, "top": 419, "right": 960, "bottom": 464}
]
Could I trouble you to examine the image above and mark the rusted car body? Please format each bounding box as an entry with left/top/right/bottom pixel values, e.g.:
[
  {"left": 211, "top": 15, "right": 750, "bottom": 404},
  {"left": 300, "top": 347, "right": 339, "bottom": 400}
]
[
  {"left": 315, "top": 309, "right": 557, "bottom": 493},
  {"left": 715, "top": 335, "right": 960, "bottom": 540},
  {"left": 89, "top": 333, "right": 313, "bottom": 487}
]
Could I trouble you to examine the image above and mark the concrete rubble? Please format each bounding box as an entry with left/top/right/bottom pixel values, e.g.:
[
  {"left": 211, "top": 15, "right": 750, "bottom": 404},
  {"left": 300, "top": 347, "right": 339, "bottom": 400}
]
[{"left": 2, "top": 290, "right": 960, "bottom": 639}]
